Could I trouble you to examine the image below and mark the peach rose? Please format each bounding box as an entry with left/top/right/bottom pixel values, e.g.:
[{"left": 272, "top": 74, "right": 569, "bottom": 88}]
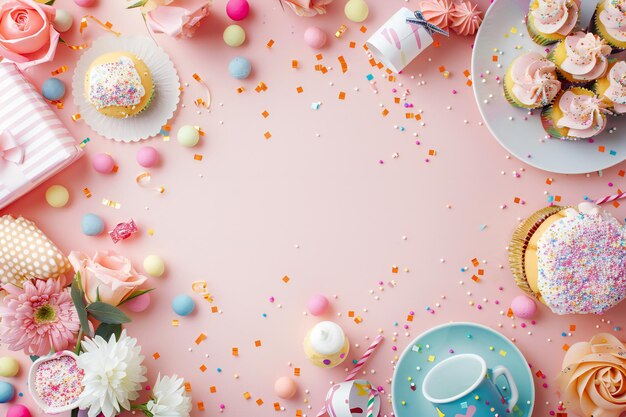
[
  {"left": 557, "top": 333, "right": 626, "bottom": 417},
  {"left": 68, "top": 251, "right": 148, "bottom": 306},
  {"left": 146, "top": 0, "right": 211, "bottom": 39},
  {"left": 282, "top": 0, "right": 333, "bottom": 17},
  {"left": 0, "top": 0, "right": 59, "bottom": 70}
]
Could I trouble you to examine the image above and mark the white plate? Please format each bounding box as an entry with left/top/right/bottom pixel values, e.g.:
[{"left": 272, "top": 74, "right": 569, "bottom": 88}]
[{"left": 471, "top": 0, "right": 626, "bottom": 174}]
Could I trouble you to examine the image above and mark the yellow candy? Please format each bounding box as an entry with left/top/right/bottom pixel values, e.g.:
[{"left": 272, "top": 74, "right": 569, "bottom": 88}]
[
  {"left": 143, "top": 255, "right": 165, "bottom": 277},
  {"left": 45, "top": 185, "right": 69, "bottom": 208},
  {"left": 223, "top": 25, "right": 246, "bottom": 47},
  {"left": 0, "top": 357, "right": 19, "bottom": 377},
  {"left": 344, "top": 0, "right": 369, "bottom": 23}
]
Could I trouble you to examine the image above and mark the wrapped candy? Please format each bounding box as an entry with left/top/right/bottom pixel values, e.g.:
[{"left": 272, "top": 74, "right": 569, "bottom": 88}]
[{"left": 109, "top": 220, "right": 138, "bottom": 243}]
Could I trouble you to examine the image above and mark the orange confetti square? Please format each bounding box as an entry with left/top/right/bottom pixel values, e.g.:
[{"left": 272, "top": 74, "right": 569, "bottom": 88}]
[
  {"left": 267, "top": 39, "right": 275, "bottom": 48},
  {"left": 415, "top": 114, "right": 422, "bottom": 121},
  {"left": 256, "top": 399, "right": 264, "bottom": 406},
  {"left": 200, "top": 364, "right": 207, "bottom": 372},
  {"left": 153, "top": 352, "right": 160, "bottom": 360},
  {"left": 292, "top": 59, "right": 299, "bottom": 68},
  {"left": 82, "top": 188, "right": 92, "bottom": 198},
  {"left": 536, "top": 370, "right": 544, "bottom": 378},
  {"left": 433, "top": 40, "right": 440, "bottom": 47},
  {"left": 197, "top": 402, "right": 205, "bottom": 411},
  {"left": 466, "top": 80, "right": 473, "bottom": 86},
  {"left": 599, "top": 146, "right": 606, "bottom": 152},
  {"left": 195, "top": 333, "right": 207, "bottom": 344},
  {"left": 386, "top": 69, "right": 393, "bottom": 75},
  {"left": 388, "top": 76, "right": 396, "bottom": 82},
  {"left": 243, "top": 392, "right": 251, "bottom": 400},
  {"left": 348, "top": 310, "right": 355, "bottom": 317},
  {"left": 354, "top": 316, "right": 363, "bottom": 324},
  {"left": 184, "top": 382, "right": 192, "bottom": 392},
  {"left": 514, "top": 197, "right": 521, "bottom": 204},
  {"left": 463, "top": 69, "right": 471, "bottom": 77},
  {"left": 471, "top": 275, "right": 480, "bottom": 283},
  {"left": 407, "top": 315, "right": 413, "bottom": 322},
  {"left": 471, "top": 258, "right": 479, "bottom": 266},
  {"left": 554, "top": 196, "right": 561, "bottom": 202},
  {"left": 194, "top": 154, "right": 203, "bottom": 161},
  {"left": 255, "top": 340, "right": 262, "bottom": 347},
  {"left": 563, "top": 344, "right": 570, "bottom": 351},
  {"left": 620, "top": 170, "right": 625, "bottom": 177},
  {"left": 439, "top": 66, "right": 446, "bottom": 72},
  {"left": 296, "top": 86, "right": 304, "bottom": 93},
  {"left": 293, "top": 368, "right": 300, "bottom": 376},
  {"left": 428, "top": 149, "right": 436, "bottom": 156},
  {"left": 321, "top": 66, "right": 328, "bottom": 74},
  {"left": 210, "top": 386, "right": 217, "bottom": 393},
  {"left": 570, "top": 325, "right": 576, "bottom": 331},
  {"left": 349, "top": 41, "right": 356, "bottom": 48},
  {"left": 211, "top": 306, "right": 218, "bottom": 313},
  {"left": 296, "top": 410, "right": 303, "bottom": 417},
  {"left": 382, "top": 109, "right": 389, "bottom": 117},
  {"left": 406, "top": 113, "right": 414, "bottom": 119},
  {"left": 492, "top": 55, "right": 498, "bottom": 62},
  {"left": 614, "top": 201, "right": 621, "bottom": 208},
  {"left": 546, "top": 178, "right": 553, "bottom": 185},
  {"left": 338, "top": 91, "right": 346, "bottom": 100},
  {"left": 262, "top": 110, "right": 269, "bottom": 118},
  {"left": 392, "top": 266, "right": 399, "bottom": 273},
  {"left": 477, "top": 269, "right": 484, "bottom": 276},
  {"left": 264, "top": 131, "right": 272, "bottom": 140},
  {"left": 274, "top": 402, "right": 281, "bottom": 411},
  {"left": 369, "top": 58, "right": 377, "bottom": 67},
  {"left": 232, "top": 347, "right": 239, "bottom": 356},
  {"left": 377, "top": 62, "right": 384, "bottom": 69},
  {"left": 316, "top": 53, "right": 323, "bottom": 61},
  {"left": 507, "top": 308, "right": 514, "bottom": 318},
  {"left": 282, "top": 275, "right": 290, "bottom": 283},
  {"left": 360, "top": 25, "right": 367, "bottom": 33},
  {"left": 237, "top": 87, "right": 245, "bottom": 93},
  {"left": 394, "top": 97, "right": 401, "bottom": 104}
]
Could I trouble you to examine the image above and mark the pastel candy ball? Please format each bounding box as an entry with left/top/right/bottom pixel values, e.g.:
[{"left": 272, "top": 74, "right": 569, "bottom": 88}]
[
  {"left": 45, "top": 185, "right": 69, "bottom": 208},
  {"left": 0, "top": 381, "right": 15, "bottom": 403},
  {"left": 510, "top": 295, "right": 537, "bottom": 319},
  {"left": 92, "top": 153, "right": 115, "bottom": 174},
  {"left": 124, "top": 292, "right": 151, "bottom": 313},
  {"left": 74, "top": 0, "right": 96, "bottom": 6},
  {"left": 274, "top": 376, "right": 297, "bottom": 399},
  {"left": 172, "top": 295, "right": 195, "bottom": 316},
  {"left": 53, "top": 9, "right": 73, "bottom": 33},
  {"left": 177, "top": 125, "right": 200, "bottom": 147},
  {"left": 344, "top": 0, "right": 369, "bottom": 22},
  {"left": 143, "top": 255, "right": 165, "bottom": 277},
  {"left": 0, "top": 357, "right": 19, "bottom": 377},
  {"left": 81, "top": 213, "right": 104, "bottom": 236},
  {"left": 224, "top": 25, "right": 246, "bottom": 47},
  {"left": 41, "top": 77, "right": 65, "bottom": 101},
  {"left": 226, "top": 0, "right": 250, "bottom": 21},
  {"left": 228, "top": 57, "right": 252, "bottom": 79},
  {"left": 308, "top": 295, "right": 329, "bottom": 316},
  {"left": 136, "top": 146, "right": 160, "bottom": 167},
  {"left": 7, "top": 404, "right": 31, "bottom": 417},
  {"left": 304, "top": 27, "right": 327, "bottom": 49}
]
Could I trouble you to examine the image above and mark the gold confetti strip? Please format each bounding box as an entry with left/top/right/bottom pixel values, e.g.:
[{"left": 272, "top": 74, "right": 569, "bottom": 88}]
[
  {"left": 51, "top": 65, "right": 68, "bottom": 76},
  {"left": 255, "top": 82, "right": 268, "bottom": 93},
  {"left": 71, "top": 113, "right": 81, "bottom": 122},
  {"left": 232, "top": 347, "right": 239, "bottom": 356},
  {"left": 80, "top": 15, "right": 120, "bottom": 36},
  {"left": 82, "top": 188, "right": 92, "bottom": 198},
  {"left": 148, "top": 228, "right": 154, "bottom": 236},
  {"left": 192, "top": 73, "right": 211, "bottom": 109},
  {"left": 51, "top": 100, "right": 64, "bottom": 109},
  {"left": 197, "top": 402, "right": 205, "bottom": 411},
  {"left": 194, "top": 154, "right": 203, "bottom": 161},
  {"left": 135, "top": 171, "right": 165, "bottom": 194},
  {"left": 172, "top": 320, "right": 179, "bottom": 326},
  {"left": 184, "top": 382, "right": 192, "bottom": 392},
  {"left": 195, "top": 333, "right": 207, "bottom": 345},
  {"left": 192, "top": 280, "right": 214, "bottom": 303},
  {"left": 243, "top": 392, "right": 251, "bottom": 400},
  {"left": 256, "top": 399, "right": 263, "bottom": 406},
  {"left": 237, "top": 86, "right": 245, "bottom": 93},
  {"left": 101, "top": 198, "right": 121, "bottom": 209},
  {"left": 335, "top": 24, "right": 347, "bottom": 38}
]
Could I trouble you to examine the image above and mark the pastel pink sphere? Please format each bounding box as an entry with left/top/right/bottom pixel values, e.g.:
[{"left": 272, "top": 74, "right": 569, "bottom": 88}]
[
  {"left": 226, "top": 0, "right": 250, "bottom": 21},
  {"left": 274, "top": 376, "right": 297, "bottom": 399},
  {"left": 510, "top": 295, "right": 537, "bottom": 319},
  {"left": 307, "top": 295, "right": 329, "bottom": 316},
  {"left": 74, "top": 0, "right": 96, "bottom": 6},
  {"left": 304, "top": 26, "right": 327, "bottom": 49},
  {"left": 7, "top": 404, "right": 31, "bottom": 417},
  {"left": 92, "top": 153, "right": 115, "bottom": 174},
  {"left": 136, "top": 146, "right": 160, "bottom": 168},
  {"left": 124, "top": 292, "right": 151, "bottom": 313}
]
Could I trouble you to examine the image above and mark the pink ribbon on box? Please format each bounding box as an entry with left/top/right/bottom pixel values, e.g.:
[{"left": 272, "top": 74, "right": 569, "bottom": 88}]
[{"left": 0, "top": 129, "right": 25, "bottom": 164}]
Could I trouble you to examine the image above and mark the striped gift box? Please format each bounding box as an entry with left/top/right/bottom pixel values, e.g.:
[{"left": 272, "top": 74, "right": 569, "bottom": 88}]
[{"left": 0, "top": 63, "right": 82, "bottom": 209}]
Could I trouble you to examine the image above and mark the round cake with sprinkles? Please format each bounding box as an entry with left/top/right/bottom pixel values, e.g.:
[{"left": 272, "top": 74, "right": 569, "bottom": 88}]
[
  {"left": 509, "top": 202, "right": 626, "bottom": 314},
  {"left": 84, "top": 52, "right": 154, "bottom": 119}
]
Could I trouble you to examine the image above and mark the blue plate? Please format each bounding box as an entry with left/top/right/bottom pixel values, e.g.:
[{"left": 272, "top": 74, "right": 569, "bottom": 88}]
[{"left": 392, "top": 322, "right": 535, "bottom": 417}]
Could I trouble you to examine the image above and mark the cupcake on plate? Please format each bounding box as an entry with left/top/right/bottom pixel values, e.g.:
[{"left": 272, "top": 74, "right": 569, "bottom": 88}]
[
  {"left": 541, "top": 87, "right": 610, "bottom": 139},
  {"left": 594, "top": 60, "right": 626, "bottom": 113},
  {"left": 548, "top": 31, "right": 612, "bottom": 82},
  {"left": 504, "top": 52, "right": 561, "bottom": 108},
  {"left": 509, "top": 202, "right": 626, "bottom": 315},
  {"left": 527, "top": 0, "right": 579, "bottom": 45},
  {"left": 593, "top": 0, "right": 626, "bottom": 49},
  {"left": 85, "top": 52, "right": 154, "bottom": 119}
]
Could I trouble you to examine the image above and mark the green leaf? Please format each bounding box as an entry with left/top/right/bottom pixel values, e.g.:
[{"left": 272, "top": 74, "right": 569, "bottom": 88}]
[
  {"left": 86, "top": 302, "right": 131, "bottom": 324},
  {"left": 119, "top": 288, "right": 154, "bottom": 305},
  {"left": 71, "top": 408, "right": 79, "bottom": 417},
  {"left": 30, "top": 355, "right": 39, "bottom": 362},
  {"left": 71, "top": 274, "right": 91, "bottom": 336},
  {"left": 127, "top": 0, "right": 148, "bottom": 8},
  {"left": 96, "top": 286, "right": 101, "bottom": 302},
  {"left": 45, "top": 0, "right": 56, "bottom": 5},
  {"left": 95, "top": 323, "right": 122, "bottom": 341}
]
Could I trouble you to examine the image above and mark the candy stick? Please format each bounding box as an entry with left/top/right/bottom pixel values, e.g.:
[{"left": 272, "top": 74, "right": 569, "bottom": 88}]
[
  {"left": 315, "top": 335, "right": 384, "bottom": 417},
  {"left": 595, "top": 192, "right": 626, "bottom": 205},
  {"left": 366, "top": 390, "right": 377, "bottom": 417}
]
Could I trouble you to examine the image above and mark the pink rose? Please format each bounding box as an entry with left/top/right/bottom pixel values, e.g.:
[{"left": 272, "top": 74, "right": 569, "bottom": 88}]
[
  {"left": 0, "top": 0, "right": 59, "bottom": 70},
  {"left": 68, "top": 251, "right": 148, "bottom": 306},
  {"left": 283, "top": 0, "right": 334, "bottom": 17},
  {"left": 146, "top": 0, "right": 211, "bottom": 39}
]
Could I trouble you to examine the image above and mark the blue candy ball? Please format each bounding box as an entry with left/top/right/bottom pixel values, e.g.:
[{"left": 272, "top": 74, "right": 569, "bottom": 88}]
[
  {"left": 42, "top": 77, "right": 66, "bottom": 101},
  {"left": 228, "top": 56, "right": 252, "bottom": 80},
  {"left": 81, "top": 213, "right": 104, "bottom": 236},
  {"left": 0, "top": 381, "right": 15, "bottom": 403},
  {"left": 172, "top": 295, "right": 195, "bottom": 316}
]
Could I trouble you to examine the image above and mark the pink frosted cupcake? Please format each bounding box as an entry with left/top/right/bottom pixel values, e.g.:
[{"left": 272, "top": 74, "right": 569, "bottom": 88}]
[
  {"left": 527, "top": 0, "right": 580, "bottom": 45},
  {"left": 449, "top": 0, "right": 483, "bottom": 36},
  {"left": 594, "top": 60, "right": 626, "bottom": 114},
  {"left": 419, "top": 0, "right": 454, "bottom": 30},
  {"left": 541, "top": 87, "right": 610, "bottom": 140},
  {"left": 593, "top": 0, "right": 626, "bottom": 49},
  {"left": 504, "top": 52, "right": 562, "bottom": 109},
  {"left": 548, "top": 31, "right": 612, "bottom": 83}
]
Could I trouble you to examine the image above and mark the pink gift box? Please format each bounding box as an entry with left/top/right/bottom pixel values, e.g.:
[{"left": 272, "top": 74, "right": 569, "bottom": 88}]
[{"left": 0, "top": 63, "right": 82, "bottom": 209}]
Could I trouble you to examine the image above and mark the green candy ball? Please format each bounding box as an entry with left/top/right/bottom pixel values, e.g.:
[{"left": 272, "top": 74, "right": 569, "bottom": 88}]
[{"left": 224, "top": 24, "right": 246, "bottom": 47}]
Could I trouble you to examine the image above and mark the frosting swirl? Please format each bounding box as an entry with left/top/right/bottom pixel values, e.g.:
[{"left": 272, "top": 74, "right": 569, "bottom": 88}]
[
  {"left": 557, "top": 333, "right": 626, "bottom": 417},
  {"left": 511, "top": 52, "right": 561, "bottom": 106},
  {"left": 88, "top": 56, "right": 145, "bottom": 109},
  {"left": 561, "top": 32, "right": 612, "bottom": 80},
  {"left": 419, "top": 0, "right": 453, "bottom": 30},
  {"left": 599, "top": 0, "right": 626, "bottom": 42},
  {"left": 531, "top": 0, "right": 579, "bottom": 35},
  {"left": 604, "top": 61, "right": 626, "bottom": 113},
  {"left": 309, "top": 321, "right": 346, "bottom": 355},
  {"left": 449, "top": 0, "right": 483, "bottom": 36},
  {"left": 556, "top": 90, "right": 609, "bottom": 138}
]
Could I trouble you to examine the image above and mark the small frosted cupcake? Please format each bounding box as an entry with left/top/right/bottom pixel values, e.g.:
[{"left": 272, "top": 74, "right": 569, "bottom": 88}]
[
  {"left": 548, "top": 31, "right": 612, "bottom": 83},
  {"left": 541, "top": 87, "right": 610, "bottom": 140},
  {"left": 593, "top": 0, "right": 626, "bottom": 49},
  {"left": 85, "top": 52, "right": 154, "bottom": 119},
  {"left": 504, "top": 52, "right": 561, "bottom": 108},
  {"left": 303, "top": 321, "right": 349, "bottom": 368},
  {"left": 527, "top": 0, "right": 579, "bottom": 45},
  {"left": 594, "top": 60, "right": 626, "bottom": 114}
]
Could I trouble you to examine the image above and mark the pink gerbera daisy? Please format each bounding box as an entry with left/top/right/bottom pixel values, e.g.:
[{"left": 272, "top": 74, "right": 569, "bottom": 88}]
[{"left": 1, "top": 279, "right": 80, "bottom": 356}]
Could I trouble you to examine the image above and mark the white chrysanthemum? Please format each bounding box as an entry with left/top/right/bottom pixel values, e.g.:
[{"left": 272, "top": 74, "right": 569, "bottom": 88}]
[
  {"left": 77, "top": 329, "right": 147, "bottom": 417},
  {"left": 146, "top": 374, "right": 192, "bottom": 417}
]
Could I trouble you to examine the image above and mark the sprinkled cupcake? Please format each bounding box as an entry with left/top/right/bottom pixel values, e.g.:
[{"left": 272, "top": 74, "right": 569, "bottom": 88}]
[
  {"left": 541, "top": 87, "right": 610, "bottom": 140},
  {"left": 509, "top": 202, "right": 626, "bottom": 315},
  {"left": 527, "top": 0, "right": 580, "bottom": 46},
  {"left": 84, "top": 52, "right": 154, "bottom": 119},
  {"left": 593, "top": 0, "right": 626, "bottom": 49},
  {"left": 504, "top": 52, "right": 561, "bottom": 108},
  {"left": 548, "top": 31, "right": 612, "bottom": 82},
  {"left": 594, "top": 60, "right": 626, "bottom": 113}
]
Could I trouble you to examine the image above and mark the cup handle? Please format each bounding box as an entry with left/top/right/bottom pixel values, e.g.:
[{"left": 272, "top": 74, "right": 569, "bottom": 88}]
[{"left": 492, "top": 366, "right": 519, "bottom": 412}]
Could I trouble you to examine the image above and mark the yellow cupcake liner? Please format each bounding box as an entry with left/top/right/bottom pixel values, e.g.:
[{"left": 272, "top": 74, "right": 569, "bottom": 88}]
[
  {"left": 526, "top": 14, "right": 565, "bottom": 46},
  {"left": 592, "top": 9, "right": 626, "bottom": 50},
  {"left": 541, "top": 87, "right": 602, "bottom": 140}
]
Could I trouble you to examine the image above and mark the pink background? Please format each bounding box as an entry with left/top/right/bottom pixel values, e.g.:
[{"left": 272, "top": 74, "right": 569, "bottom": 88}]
[{"left": 1, "top": 0, "right": 625, "bottom": 416}]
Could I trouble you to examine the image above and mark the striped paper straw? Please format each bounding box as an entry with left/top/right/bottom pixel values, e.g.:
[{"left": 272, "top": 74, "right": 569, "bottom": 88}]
[{"left": 595, "top": 192, "right": 626, "bottom": 205}]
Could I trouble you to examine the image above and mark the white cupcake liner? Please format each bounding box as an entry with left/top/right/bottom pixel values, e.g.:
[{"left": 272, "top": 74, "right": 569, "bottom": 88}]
[{"left": 72, "top": 35, "right": 180, "bottom": 142}]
